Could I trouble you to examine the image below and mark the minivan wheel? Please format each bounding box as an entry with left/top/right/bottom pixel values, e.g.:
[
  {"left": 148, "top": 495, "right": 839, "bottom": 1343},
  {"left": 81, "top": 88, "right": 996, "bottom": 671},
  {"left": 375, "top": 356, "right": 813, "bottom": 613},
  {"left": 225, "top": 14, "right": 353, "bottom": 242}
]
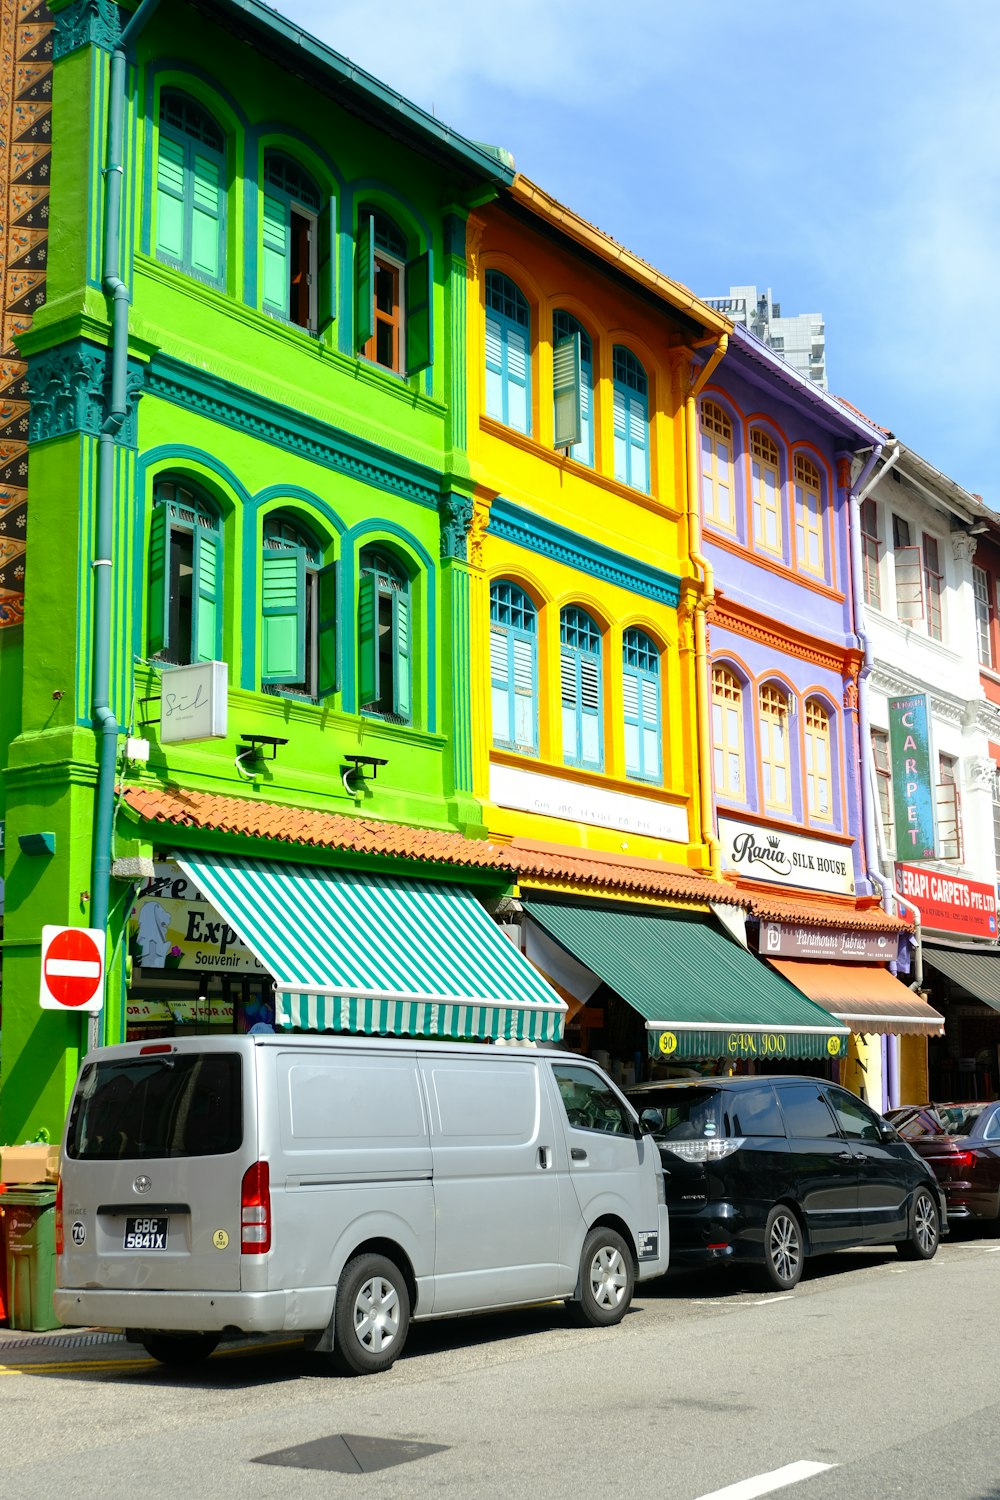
[
  {"left": 573, "top": 1227, "right": 635, "bottom": 1327},
  {"left": 897, "top": 1187, "right": 940, "bottom": 1261},
  {"left": 334, "top": 1252, "right": 411, "bottom": 1376},
  {"left": 760, "top": 1205, "right": 803, "bottom": 1291},
  {"left": 138, "top": 1332, "right": 220, "bottom": 1366}
]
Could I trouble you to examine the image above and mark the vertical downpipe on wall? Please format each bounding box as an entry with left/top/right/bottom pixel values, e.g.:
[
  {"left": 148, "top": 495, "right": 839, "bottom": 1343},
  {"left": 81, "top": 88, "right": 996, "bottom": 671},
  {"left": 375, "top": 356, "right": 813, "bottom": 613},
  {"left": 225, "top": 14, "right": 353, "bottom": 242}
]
[{"left": 91, "top": 0, "right": 160, "bottom": 1050}]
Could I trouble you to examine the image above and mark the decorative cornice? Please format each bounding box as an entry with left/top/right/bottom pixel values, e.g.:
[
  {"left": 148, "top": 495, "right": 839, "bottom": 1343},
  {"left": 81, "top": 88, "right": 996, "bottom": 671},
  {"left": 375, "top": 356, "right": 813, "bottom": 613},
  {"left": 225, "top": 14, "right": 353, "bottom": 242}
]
[
  {"left": 466, "top": 215, "right": 486, "bottom": 279},
  {"left": 869, "top": 663, "right": 976, "bottom": 729},
  {"left": 52, "top": 0, "right": 120, "bottom": 58},
  {"left": 439, "top": 492, "right": 474, "bottom": 561},
  {"left": 28, "top": 339, "right": 143, "bottom": 447},
  {"left": 708, "top": 599, "right": 855, "bottom": 676},
  {"left": 146, "top": 352, "right": 443, "bottom": 510},
  {"left": 971, "top": 697, "right": 1000, "bottom": 740},
  {"left": 487, "top": 497, "right": 681, "bottom": 607}
]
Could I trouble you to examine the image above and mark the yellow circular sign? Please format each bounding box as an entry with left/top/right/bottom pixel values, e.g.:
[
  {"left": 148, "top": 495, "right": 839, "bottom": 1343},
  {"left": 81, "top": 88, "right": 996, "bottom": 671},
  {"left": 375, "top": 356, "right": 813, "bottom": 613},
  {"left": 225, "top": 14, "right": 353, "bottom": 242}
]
[
  {"left": 658, "top": 1032, "right": 678, "bottom": 1056},
  {"left": 212, "top": 1229, "right": 230, "bottom": 1250},
  {"left": 827, "top": 1036, "right": 842, "bottom": 1057}
]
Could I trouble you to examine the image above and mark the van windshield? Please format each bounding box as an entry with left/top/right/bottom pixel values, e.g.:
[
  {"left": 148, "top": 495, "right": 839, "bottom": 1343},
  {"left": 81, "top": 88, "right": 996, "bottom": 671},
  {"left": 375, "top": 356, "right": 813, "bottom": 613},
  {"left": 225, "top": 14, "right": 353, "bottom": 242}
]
[{"left": 66, "top": 1053, "right": 242, "bottom": 1160}]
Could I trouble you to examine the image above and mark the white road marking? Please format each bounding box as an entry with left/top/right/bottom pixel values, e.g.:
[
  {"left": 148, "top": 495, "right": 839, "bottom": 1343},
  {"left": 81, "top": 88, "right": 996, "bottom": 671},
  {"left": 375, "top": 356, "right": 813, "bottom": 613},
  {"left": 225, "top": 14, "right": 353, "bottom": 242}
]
[
  {"left": 693, "top": 1459, "right": 835, "bottom": 1500},
  {"left": 983, "top": 1246, "right": 1000, "bottom": 1253},
  {"left": 751, "top": 1294, "right": 794, "bottom": 1306}
]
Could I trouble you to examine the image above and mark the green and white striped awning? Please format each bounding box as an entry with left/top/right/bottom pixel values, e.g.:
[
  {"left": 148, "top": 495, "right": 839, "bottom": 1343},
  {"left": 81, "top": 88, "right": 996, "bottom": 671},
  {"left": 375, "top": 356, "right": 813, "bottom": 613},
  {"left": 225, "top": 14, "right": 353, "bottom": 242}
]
[{"left": 176, "top": 852, "right": 566, "bottom": 1042}]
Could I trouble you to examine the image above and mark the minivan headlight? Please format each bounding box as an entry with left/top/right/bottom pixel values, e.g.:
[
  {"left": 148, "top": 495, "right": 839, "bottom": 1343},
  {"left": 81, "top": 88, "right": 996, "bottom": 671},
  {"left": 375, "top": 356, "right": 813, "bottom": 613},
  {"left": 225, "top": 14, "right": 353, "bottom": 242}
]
[{"left": 662, "top": 1138, "right": 745, "bottom": 1163}]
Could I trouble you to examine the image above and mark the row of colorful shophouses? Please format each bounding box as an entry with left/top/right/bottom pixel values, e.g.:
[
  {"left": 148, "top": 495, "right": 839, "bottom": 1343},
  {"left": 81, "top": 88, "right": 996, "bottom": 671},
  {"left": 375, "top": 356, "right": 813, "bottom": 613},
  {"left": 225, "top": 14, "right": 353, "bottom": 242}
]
[{"left": 3, "top": 0, "right": 1000, "bottom": 1143}]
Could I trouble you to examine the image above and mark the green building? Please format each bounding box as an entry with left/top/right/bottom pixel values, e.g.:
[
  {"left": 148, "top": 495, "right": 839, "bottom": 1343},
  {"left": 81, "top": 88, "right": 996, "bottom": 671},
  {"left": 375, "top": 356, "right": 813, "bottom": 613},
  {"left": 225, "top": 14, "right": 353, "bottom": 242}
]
[{"left": 0, "top": 0, "right": 569, "bottom": 1142}]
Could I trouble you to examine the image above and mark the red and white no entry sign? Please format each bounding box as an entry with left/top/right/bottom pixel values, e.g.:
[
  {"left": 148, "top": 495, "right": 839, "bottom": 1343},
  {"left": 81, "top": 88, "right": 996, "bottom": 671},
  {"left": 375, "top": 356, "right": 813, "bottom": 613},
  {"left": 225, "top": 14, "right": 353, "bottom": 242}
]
[{"left": 39, "top": 925, "right": 106, "bottom": 1012}]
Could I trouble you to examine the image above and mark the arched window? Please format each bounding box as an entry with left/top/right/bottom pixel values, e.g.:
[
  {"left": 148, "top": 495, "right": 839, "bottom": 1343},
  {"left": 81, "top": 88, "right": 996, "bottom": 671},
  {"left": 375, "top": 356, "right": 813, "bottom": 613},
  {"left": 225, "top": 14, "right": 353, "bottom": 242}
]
[
  {"left": 355, "top": 206, "right": 429, "bottom": 375},
  {"left": 262, "top": 150, "right": 322, "bottom": 331},
  {"left": 485, "top": 271, "right": 531, "bottom": 433},
  {"left": 358, "top": 548, "right": 411, "bottom": 722},
  {"left": 560, "top": 607, "right": 602, "bottom": 770},
  {"left": 794, "top": 453, "right": 824, "bottom": 575},
  {"left": 156, "top": 89, "right": 226, "bottom": 286},
  {"left": 622, "top": 628, "right": 661, "bottom": 782},
  {"left": 750, "top": 428, "right": 782, "bottom": 553},
  {"left": 701, "top": 400, "right": 734, "bottom": 530},
  {"left": 552, "top": 309, "right": 593, "bottom": 465},
  {"left": 759, "top": 683, "right": 792, "bottom": 812},
  {"left": 711, "top": 665, "right": 744, "bottom": 799},
  {"left": 147, "top": 477, "right": 222, "bottom": 665},
  {"left": 804, "top": 698, "right": 833, "bottom": 822},
  {"left": 261, "top": 512, "right": 336, "bottom": 700},
  {"left": 612, "top": 346, "right": 649, "bottom": 493},
  {"left": 490, "top": 581, "right": 538, "bottom": 754}
]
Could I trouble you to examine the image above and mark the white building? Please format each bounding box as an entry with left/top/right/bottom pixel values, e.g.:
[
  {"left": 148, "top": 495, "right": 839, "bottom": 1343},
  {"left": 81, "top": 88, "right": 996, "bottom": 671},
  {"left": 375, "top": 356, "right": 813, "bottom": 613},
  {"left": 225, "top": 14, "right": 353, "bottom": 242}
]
[{"left": 701, "top": 285, "right": 826, "bottom": 389}]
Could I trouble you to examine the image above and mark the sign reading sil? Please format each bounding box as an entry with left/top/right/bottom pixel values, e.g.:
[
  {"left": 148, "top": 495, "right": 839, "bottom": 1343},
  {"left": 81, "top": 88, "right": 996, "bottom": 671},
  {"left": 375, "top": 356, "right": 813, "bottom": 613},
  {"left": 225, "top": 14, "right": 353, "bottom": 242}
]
[
  {"left": 895, "top": 862, "right": 998, "bottom": 940},
  {"left": 887, "top": 694, "right": 936, "bottom": 860},
  {"left": 718, "top": 817, "right": 855, "bottom": 896},
  {"left": 39, "top": 925, "right": 106, "bottom": 1012}
]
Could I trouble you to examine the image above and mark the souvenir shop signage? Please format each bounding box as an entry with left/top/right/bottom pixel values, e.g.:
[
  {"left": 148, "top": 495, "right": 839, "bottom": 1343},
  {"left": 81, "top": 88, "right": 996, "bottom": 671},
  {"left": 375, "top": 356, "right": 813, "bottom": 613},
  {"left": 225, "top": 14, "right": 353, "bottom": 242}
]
[
  {"left": 894, "top": 863, "right": 998, "bottom": 940},
  {"left": 718, "top": 818, "right": 855, "bottom": 896},
  {"left": 131, "top": 863, "right": 266, "bottom": 973},
  {"left": 760, "top": 921, "right": 900, "bottom": 963},
  {"left": 887, "top": 694, "right": 936, "bottom": 860}
]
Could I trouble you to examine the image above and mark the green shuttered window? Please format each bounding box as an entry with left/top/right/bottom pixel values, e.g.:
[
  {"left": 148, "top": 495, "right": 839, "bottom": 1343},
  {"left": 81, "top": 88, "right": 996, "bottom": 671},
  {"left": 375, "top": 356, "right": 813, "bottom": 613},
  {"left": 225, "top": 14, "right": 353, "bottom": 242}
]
[
  {"left": 490, "top": 581, "right": 538, "bottom": 755},
  {"left": 261, "top": 151, "right": 328, "bottom": 332},
  {"left": 155, "top": 91, "right": 225, "bottom": 288},
  {"left": 147, "top": 478, "right": 222, "bottom": 665},
  {"left": 261, "top": 513, "right": 336, "bottom": 701},
  {"left": 560, "top": 607, "right": 602, "bottom": 770},
  {"left": 622, "top": 628, "right": 661, "bottom": 783},
  {"left": 358, "top": 549, "right": 412, "bottom": 723},
  {"left": 355, "top": 208, "right": 433, "bottom": 376}
]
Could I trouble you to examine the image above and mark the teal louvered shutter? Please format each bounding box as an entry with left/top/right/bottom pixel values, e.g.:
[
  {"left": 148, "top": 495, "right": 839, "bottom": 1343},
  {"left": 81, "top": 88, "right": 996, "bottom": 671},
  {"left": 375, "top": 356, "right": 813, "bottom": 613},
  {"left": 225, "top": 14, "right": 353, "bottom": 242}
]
[
  {"left": 629, "top": 390, "right": 649, "bottom": 493},
  {"left": 506, "top": 322, "right": 529, "bottom": 433},
  {"left": 490, "top": 626, "right": 511, "bottom": 747},
  {"left": 193, "top": 529, "right": 221, "bottom": 663},
  {"left": 261, "top": 549, "right": 305, "bottom": 684},
  {"left": 613, "top": 385, "right": 628, "bottom": 484},
  {"left": 316, "top": 198, "right": 336, "bottom": 334},
  {"left": 560, "top": 648, "right": 579, "bottom": 763},
  {"left": 405, "top": 248, "right": 433, "bottom": 375},
  {"left": 147, "top": 504, "right": 169, "bottom": 655},
  {"left": 262, "top": 193, "right": 289, "bottom": 314},
  {"left": 623, "top": 667, "right": 641, "bottom": 776},
  {"left": 191, "top": 150, "right": 223, "bottom": 282},
  {"left": 512, "top": 633, "right": 537, "bottom": 752},
  {"left": 316, "top": 559, "right": 339, "bottom": 698},
  {"left": 641, "top": 673, "right": 661, "bottom": 779},
  {"left": 392, "top": 589, "right": 411, "bottom": 720},
  {"left": 579, "top": 651, "right": 602, "bottom": 768},
  {"left": 355, "top": 213, "right": 375, "bottom": 352},
  {"left": 358, "top": 570, "right": 379, "bottom": 707},
  {"left": 485, "top": 314, "right": 504, "bottom": 420},
  {"left": 155, "top": 133, "right": 186, "bottom": 262},
  {"left": 553, "top": 331, "right": 582, "bottom": 449}
]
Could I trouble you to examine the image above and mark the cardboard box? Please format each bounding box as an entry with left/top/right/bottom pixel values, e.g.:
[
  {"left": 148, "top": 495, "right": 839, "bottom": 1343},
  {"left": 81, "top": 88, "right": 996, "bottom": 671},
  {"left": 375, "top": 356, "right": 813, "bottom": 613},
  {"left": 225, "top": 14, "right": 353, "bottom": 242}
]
[{"left": 1, "top": 1144, "right": 61, "bottom": 1184}]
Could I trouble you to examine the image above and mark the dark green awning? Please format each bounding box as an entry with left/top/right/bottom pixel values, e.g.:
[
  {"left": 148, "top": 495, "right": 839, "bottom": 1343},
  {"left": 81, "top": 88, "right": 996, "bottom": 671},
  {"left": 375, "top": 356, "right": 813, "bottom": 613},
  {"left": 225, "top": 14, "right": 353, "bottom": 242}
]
[
  {"left": 523, "top": 901, "right": 849, "bottom": 1062},
  {"left": 924, "top": 946, "right": 1000, "bottom": 1012}
]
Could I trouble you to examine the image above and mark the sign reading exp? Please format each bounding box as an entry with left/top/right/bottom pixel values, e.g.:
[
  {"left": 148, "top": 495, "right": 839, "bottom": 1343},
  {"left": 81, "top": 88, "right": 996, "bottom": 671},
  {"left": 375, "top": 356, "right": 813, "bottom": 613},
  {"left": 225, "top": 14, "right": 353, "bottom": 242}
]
[{"left": 888, "top": 694, "right": 936, "bottom": 860}]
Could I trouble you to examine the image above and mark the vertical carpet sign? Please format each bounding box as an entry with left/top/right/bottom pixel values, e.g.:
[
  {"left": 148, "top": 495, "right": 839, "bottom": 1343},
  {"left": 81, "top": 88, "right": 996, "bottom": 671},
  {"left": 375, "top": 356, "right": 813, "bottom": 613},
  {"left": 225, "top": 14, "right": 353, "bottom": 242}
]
[
  {"left": 887, "top": 693, "right": 937, "bottom": 861},
  {"left": 0, "top": 0, "right": 52, "bottom": 628}
]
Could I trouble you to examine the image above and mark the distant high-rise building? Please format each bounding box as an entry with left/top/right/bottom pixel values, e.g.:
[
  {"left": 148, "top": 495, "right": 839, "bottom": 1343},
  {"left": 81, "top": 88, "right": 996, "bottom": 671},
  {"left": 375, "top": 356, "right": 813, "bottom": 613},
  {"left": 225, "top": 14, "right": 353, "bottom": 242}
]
[{"left": 700, "top": 285, "right": 827, "bottom": 390}]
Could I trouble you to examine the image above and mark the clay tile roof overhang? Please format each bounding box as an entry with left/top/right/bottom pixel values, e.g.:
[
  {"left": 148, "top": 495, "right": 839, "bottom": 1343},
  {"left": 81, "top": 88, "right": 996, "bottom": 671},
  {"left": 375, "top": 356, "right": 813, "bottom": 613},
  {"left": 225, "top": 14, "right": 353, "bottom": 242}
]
[
  {"left": 742, "top": 888, "right": 913, "bottom": 935},
  {"left": 122, "top": 787, "right": 747, "bottom": 909},
  {"left": 727, "top": 324, "right": 885, "bottom": 445}
]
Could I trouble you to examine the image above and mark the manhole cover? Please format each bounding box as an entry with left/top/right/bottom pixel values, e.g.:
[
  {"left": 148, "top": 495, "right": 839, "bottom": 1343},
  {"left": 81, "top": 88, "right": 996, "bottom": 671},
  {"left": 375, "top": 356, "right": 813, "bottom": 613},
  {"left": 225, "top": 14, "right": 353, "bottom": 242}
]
[{"left": 253, "top": 1434, "right": 449, "bottom": 1474}]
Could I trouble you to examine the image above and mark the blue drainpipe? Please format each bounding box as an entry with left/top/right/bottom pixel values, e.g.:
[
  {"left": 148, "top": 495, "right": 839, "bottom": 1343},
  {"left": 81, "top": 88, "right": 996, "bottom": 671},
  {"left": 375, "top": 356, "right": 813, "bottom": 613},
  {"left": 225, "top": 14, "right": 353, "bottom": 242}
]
[{"left": 90, "top": 0, "right": 161, "bottom": 1048}]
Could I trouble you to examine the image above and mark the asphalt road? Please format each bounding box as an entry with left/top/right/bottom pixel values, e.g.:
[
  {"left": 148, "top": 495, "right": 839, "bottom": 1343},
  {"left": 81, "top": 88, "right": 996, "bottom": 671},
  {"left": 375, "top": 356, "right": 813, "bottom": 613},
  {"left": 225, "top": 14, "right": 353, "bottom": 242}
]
[{"left": 4, "top": 1225, "right": 1000, "bottom": 1500}]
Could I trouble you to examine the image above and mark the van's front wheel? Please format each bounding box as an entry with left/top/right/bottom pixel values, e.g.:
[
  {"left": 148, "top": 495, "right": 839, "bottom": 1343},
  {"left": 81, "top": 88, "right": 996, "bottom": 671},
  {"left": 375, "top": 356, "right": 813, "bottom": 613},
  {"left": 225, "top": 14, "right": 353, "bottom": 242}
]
[
  {"left": 134, "top": 1332, "right": 220, "bottom": 1366},
  {"left": 573, "top": 1227, "right": 634, "bottom": 1327},
  {"left": 334, "top": 1253, "right": 411, "bottom": 1375}
]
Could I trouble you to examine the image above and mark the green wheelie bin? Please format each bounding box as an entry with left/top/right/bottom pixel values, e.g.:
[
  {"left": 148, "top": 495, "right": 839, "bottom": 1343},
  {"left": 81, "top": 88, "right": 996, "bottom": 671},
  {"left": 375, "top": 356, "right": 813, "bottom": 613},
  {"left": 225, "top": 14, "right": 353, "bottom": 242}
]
[{"left": 3, "top": 1185, "right": 60, "bottom": 1331}]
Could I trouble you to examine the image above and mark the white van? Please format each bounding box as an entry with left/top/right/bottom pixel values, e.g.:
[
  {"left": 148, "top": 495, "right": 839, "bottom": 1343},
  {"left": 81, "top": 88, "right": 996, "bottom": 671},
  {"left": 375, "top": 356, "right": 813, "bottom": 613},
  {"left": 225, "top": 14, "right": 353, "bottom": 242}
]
[{"left": 55, "top": 1035, "right": 668, "bottom": 1374}]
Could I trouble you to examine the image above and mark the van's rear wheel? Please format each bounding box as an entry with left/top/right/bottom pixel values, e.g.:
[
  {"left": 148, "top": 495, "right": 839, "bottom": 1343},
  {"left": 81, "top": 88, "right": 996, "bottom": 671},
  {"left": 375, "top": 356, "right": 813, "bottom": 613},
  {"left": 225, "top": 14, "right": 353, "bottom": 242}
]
[
  {"left": 136, "top": 1332, "right": 220, "bottom": 1366},
  {"left": 334, "top": 1253, "right": 410, "bottom": 1375},
  {"left": 573, "top": 1227, "right": 634, "bottom": 1326}
]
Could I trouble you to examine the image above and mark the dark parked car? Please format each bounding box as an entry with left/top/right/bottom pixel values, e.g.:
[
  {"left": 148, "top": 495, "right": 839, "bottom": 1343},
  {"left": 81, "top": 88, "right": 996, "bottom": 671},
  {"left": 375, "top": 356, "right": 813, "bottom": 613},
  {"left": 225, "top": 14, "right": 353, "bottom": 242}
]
[
  {"left": 627, "top": 1075, "right": 947, "bottom": 1291},
  {"left": 886, "top": 1101, "right": 1000, "bottom": 1221}
]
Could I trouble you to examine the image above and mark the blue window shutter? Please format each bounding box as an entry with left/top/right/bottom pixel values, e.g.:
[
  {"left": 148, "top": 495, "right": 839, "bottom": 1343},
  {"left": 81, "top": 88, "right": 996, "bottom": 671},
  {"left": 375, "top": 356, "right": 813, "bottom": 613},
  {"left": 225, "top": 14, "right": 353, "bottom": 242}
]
[
  {"left": 613, "top": 384, "right": 629, "bottom": 484},
  {"left": 358, "top": 570, "right": 379, "bottom": 707},
  {"left": 579, "top": 652, "right": 602, "bottom": 769},
  {"left": 553, "top": 331, "right": 582, "bottom": 450},
  {"left": 193, "top": 529, "right": 221, "bottom": 663},
  {"left": 578, "top": 352, "right": 593, "bottom": 466},
  {"left": 629, "top": 390, "right": 649, "bottom": 493},
  {"left": 317, "top": 197, "right": 336, "bottom": 334},
  {"left": 560, "top": 648, "right": 579, "bottom": 764},
  {"left": 261, "top": 549, "right": 305, "bottom": 684},
  {"left": 155, "top": 133, "right": 186, "bottom": 262},
  {"left": 506, "top": 323, "right": 530, "bottom": 433},
  {"left": 490, "top": 626, "right": 512, "bottom": 747},
  {"left": 190, "top": 149, "right": 223, "bottom": 283},
  {"left": 392, "top": 589, "right": 411, "bottom": 720},
  {"left": 355, "top": 212, "right": 375, "bottom": 353},
  {"left": 405, "top": 247, "right": 433, "bottom": 375},
  {"left": 147, "top": 505, "right": 169, "bottom": 655},
  {"left": 317, "top": 559, "right": 339, "bottom": 698},
  {"left": 641, "top": 672, "right": 661, "bottom": 780},
  {"left": 262, "top": 192, "right": 289, "bottom": 313},
  {"left": 512, "top": 632, "right": 537, "bottom": 753},
  {"left": 485, "top": 314, "right": 504, "bottom": 421},
  {"left": 623, "top": 667, "right": 641, "bottom": 777}
]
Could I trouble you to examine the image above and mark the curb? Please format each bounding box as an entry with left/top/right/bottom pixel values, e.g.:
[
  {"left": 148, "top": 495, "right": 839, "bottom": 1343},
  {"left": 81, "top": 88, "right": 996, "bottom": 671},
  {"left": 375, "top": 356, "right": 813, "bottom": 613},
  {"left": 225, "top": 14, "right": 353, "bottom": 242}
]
[{"left": 0, "top": 1329, "right": 126, "bottom": 1351}]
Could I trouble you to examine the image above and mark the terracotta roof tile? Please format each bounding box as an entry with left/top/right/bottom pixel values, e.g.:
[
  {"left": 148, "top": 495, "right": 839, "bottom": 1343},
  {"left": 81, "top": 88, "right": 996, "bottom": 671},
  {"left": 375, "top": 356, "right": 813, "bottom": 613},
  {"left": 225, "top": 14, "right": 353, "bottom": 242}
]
[
  {"left": 743, "top": 888, "right": 913, "bottom": 934},
  {"left": 507, "top": 836, "right": 746, "bottom": 906}
]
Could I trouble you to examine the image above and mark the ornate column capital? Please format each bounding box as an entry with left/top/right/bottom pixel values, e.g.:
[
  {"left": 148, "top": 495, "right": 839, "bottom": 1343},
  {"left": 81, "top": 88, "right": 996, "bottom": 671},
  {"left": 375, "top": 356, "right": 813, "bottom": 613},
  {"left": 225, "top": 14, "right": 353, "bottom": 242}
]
[
  {"left": 951, "top": 530, "right": 978, "bottom": 564},
  {"left": 52, "top": 0, "right": 121, "bottom": 58},
  {"left": 439, "top": 492, "right": 475, "bottom": 562}
]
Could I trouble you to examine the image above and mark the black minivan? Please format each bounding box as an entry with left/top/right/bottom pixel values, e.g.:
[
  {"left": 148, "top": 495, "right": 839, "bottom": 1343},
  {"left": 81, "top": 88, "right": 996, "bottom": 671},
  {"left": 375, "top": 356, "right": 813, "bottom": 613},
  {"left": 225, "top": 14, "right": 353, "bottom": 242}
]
[{"left": 627, "top": 1076, "right": 947, "bottom": 1290}]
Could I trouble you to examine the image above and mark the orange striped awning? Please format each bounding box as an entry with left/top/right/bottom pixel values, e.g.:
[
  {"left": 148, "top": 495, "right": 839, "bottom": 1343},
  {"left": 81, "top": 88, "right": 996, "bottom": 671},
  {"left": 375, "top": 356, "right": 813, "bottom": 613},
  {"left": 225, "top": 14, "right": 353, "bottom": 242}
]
[{"left": 767, "top": 959, "right": 944, "bottom": 1036}]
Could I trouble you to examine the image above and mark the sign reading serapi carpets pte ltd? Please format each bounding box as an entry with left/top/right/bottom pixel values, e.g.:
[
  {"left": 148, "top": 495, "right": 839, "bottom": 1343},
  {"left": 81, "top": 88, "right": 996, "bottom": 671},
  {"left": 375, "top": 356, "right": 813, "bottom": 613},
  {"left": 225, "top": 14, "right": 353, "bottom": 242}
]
[
  {"left": 130, "top": 862, "right": 266, "bottom": 973},
  {"left": 159, "top": 661, "right": 228, "bottom": 744},
  {"left": 894, "top": 863, "right": 998, "bottom": 940},
  {"left": 887, "top": 694, "right": 936, "bottom": 860},
  {"left": 717, "top": 817, "right": 855, "bottom": 896},
  {"left": 759, "top": 922, "right": 901, "bottom": 964}
]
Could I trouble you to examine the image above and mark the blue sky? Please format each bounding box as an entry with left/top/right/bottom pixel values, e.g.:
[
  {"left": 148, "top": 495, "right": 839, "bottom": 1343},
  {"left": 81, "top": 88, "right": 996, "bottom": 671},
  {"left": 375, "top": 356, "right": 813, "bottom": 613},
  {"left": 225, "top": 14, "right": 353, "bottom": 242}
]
[{"left": 275, "top": 0, "right": 1000, "bottom": 504}]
